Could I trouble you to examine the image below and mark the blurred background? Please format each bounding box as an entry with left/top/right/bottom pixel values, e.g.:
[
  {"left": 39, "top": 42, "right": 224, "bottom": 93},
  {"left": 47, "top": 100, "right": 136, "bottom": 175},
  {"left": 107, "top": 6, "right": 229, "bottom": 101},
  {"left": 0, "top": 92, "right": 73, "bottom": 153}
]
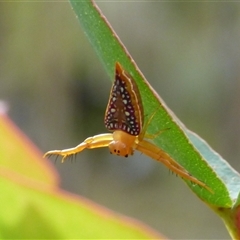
[{"left": 1, "top": 2, "right": 240, "bottom": 239}]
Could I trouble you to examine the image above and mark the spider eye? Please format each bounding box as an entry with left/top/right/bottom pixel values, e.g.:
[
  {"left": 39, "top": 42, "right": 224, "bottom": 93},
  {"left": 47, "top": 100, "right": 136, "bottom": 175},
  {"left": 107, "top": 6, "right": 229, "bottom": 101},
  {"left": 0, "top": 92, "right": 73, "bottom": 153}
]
[{"left": 125, "top": 154, "right": 128, "bottom": 158}]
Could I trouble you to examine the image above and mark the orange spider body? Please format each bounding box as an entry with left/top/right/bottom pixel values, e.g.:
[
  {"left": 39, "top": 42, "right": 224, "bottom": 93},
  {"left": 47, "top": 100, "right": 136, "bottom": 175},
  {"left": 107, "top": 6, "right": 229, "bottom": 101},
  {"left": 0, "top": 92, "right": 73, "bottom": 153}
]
[
  {"left": 44, "top": 62, "right": 211, "bottom": 192},
  {"left": 109, "top": 131, "right": 136, "bottom": 157}
]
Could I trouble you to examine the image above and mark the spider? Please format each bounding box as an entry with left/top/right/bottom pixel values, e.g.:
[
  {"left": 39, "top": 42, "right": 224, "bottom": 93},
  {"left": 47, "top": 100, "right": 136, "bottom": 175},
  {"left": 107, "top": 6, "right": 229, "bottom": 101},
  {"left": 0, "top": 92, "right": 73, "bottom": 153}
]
[{"left": 44, "top": 62, "right": 211, "bottom": 192}]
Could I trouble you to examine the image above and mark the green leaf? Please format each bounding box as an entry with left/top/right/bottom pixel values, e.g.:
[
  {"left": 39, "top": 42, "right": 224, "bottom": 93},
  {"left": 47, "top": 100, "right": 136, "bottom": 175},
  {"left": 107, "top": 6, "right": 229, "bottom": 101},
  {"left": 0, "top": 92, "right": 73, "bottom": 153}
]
[
  {"left": 0, "top": 113, "right": 164, "bottom": 239},
  {"left": 69, "top": 1, "right": 240, "bottom": 237},
  {"left": 70, "top": 0, "right": 240, "bottom": 205}
]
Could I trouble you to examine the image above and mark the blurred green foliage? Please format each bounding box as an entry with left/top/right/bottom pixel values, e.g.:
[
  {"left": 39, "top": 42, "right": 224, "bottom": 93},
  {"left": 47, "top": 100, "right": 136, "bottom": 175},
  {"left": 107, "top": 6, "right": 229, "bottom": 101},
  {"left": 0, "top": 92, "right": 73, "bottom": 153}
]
[{"left": 0, "top": 115, "right": 163, "bottom": 239}]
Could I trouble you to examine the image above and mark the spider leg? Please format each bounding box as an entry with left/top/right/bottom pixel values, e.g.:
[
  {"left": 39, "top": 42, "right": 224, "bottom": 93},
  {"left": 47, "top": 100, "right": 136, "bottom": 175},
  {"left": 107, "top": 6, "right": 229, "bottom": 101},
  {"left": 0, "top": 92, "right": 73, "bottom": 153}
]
[
  {"left": 138, "top": 108, "right": 159, "bottom": 141},
  {"left": 54, "top": 154, "right": 59, "bottom": 164},
  {"left": 44, "top": 133, "right": 113, "bottom": 162},
  {"left": 136, "top": 139, "right": 212, "bottom": 193},
  {"left": 144, "top": 128, "right": 170, "bottom": 140}
]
